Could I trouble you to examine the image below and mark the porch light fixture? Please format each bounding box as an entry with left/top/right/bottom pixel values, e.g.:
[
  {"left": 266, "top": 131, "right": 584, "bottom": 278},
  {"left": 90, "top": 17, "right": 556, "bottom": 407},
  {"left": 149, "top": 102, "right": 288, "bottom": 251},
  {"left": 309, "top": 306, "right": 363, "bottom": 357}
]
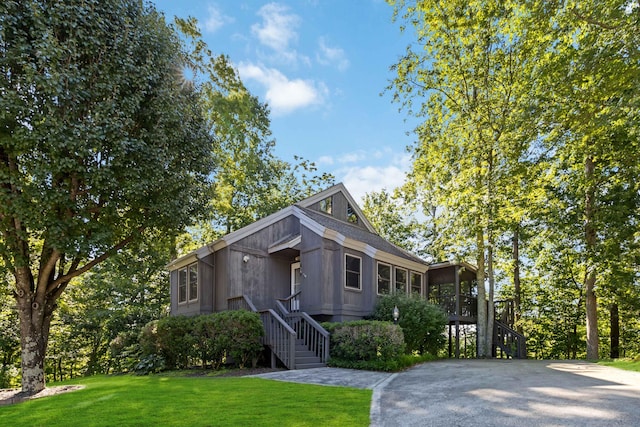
[
  {"left": 393, "top": 305, "right": 400, "bottom": 324},
  {"left": 243, "top": 255, "right": 250, "bottom": 263}
]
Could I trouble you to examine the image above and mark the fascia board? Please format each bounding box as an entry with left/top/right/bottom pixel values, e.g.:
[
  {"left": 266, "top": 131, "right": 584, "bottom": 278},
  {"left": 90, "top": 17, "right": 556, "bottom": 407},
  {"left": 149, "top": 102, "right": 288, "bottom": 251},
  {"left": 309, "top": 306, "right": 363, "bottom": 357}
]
[
  {"left": 220, "top": 206, "right": 297, "bottom": 247},
  {"left": 298, "top": 208, "right": 427, "bottom": 273}
]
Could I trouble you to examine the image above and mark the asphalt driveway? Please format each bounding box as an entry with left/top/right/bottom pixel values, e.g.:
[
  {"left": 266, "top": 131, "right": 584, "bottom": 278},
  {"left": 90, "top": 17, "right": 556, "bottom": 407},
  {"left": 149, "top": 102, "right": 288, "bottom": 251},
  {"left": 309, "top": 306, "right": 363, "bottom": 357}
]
[{"left": 253, "top": 359, "right": 640, "bottom": 426}]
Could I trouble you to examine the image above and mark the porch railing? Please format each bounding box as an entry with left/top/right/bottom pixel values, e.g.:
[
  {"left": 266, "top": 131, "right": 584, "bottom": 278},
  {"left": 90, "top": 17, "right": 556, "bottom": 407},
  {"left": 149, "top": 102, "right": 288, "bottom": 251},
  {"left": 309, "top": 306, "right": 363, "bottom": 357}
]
[{"left": 432, "top": 295, "right": 478, "bottom": 318}]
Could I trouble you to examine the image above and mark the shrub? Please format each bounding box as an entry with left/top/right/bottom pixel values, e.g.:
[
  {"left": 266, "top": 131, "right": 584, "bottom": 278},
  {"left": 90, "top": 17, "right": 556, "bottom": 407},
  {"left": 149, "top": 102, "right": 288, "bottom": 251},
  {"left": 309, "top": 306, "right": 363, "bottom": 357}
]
[
  {"left": 371, "top": 294, "right": 448, "bottom": 355},
  {"left": 146, "top": 316, "right": 195, "bottom": 370},
  {"left": 323, "top": 320, "right": 405, "bottom": 367},
  {"left": 192, "top": 314, "right": 226, "bottom": 369},
  {"left": 218, "top": 310, "right": 264, "bottom": 368},
  {"left": 139, "top": 311, "right": 264, "bottom": 372}
]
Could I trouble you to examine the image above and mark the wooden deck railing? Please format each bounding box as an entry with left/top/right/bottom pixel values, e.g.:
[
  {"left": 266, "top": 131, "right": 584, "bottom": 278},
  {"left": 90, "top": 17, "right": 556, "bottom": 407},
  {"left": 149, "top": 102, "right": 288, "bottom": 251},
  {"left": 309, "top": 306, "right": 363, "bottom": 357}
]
[
  {"left": 432, "top": 295, "right": 478, "bottom": 318},
  {"left": 227, "top": 295, "right": 258, "bottom": 312},
  {"left": 494, "top": 320, "right": 527, "bottom": 359},
  {"left": 259, "top": 309, "right": 297, "bottom": 369}
]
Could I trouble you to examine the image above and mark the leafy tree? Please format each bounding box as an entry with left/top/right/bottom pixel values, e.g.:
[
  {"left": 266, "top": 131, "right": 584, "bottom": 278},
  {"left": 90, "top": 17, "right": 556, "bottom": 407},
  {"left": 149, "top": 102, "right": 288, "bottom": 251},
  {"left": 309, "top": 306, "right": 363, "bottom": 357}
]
[
  {"left": 388, "top": 0, "right": 535, "bottom": 357},
  {"left": 522, "top": 0, "right": 640, "bottom": 359},
  {"left": 172, "top": 20, "right": 334, "bottom": 245},
  {"left": 0, "top": 1, "right": 213, "bottom": 393}
]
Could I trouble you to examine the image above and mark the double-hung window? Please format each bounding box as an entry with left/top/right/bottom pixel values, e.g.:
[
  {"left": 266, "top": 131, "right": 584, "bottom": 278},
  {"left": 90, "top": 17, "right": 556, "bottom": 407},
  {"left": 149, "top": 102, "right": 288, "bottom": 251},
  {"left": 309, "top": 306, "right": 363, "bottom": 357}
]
[
  {"left": 377, "top": 263, "right": 391, "bottom": 295},
  {"left": 178, "top": 262, "right": 198, "bottom": 303},
  {"left": 411, "top": 272, "right": 423, "bottom": 296},
  {"left": 345, "top": 254, "right": 361, "bottom": 290},
  {"left": 395, "top": 267, "right": 407, "bottom": 294}
]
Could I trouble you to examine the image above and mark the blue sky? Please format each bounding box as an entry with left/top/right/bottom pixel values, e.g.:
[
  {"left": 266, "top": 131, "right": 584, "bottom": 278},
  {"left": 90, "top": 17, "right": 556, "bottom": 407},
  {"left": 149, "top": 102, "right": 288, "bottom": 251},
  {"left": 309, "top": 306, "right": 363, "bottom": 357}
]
[{"left": 152, "top": 0, "right": 418, "bottom": 202}]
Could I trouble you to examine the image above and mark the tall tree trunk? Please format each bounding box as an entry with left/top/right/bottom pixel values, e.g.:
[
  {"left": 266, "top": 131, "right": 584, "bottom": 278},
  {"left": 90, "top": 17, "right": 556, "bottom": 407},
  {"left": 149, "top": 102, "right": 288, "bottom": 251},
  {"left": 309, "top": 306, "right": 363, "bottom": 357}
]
[
  {"left": 476, "top": 228, "right": 487, "bottom": 358},
  {"left": 15, "top": 266, "right": 57, "bottom": 394},
  {"left": 17, "top": 295, "right": 49, "bottom": 394},
  {"left": 610, "top": 303, "right": 620, "bottom": 359},
  {"left": 513, "top": 225, "right": 522, "bottom": 334},
  {"left": 486, "top": 239, "right": 495, "bottom": 358},
  {"left": 584, "top": 155, "right": 599, "bottom": 360}
]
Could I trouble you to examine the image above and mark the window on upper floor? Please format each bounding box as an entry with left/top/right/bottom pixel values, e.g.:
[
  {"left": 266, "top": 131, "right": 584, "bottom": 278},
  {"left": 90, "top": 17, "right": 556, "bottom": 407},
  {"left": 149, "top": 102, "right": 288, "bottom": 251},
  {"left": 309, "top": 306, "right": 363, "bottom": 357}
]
[
  {"left": 345, "top": 254, "right": 362, "bottom": 290},
  {"left": 346, "top": 203, "right": 359, "bottom": 224},
  {"left": 178, "top": 262, "right": 198, "bottom": 303},
  {"left": 320, "top": 196, "right": 333, "bottom": 215}
]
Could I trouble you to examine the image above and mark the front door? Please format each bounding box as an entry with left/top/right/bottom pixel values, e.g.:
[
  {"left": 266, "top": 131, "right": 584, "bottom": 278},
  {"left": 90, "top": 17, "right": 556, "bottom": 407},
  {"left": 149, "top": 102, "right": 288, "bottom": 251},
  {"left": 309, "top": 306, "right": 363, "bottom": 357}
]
[{"left": 291, "top": 262, "right": 301, "bottom": 311}]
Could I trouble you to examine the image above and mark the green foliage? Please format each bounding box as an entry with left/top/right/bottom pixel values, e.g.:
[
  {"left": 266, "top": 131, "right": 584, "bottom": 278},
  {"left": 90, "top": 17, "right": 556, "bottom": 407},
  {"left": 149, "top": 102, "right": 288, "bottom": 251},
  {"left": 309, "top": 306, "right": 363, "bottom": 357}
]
[
  {"left": 323, "top": 320, "right": 405, "bottom": 367},
  {"left": 371, "top": 294, "right": 448, "bottom": 356},
  {"left": 192, "top": 311, "right": 264, "bottom": 369},
  {"left": 170, "top": 22, "right": 334, "bottom": 247},
  {"left": 140, "top": 311, "right": 264, "bottom": 372},
  {"left": 145, "top": 316, "right": 195, "bottom": 370},
  {"left": 387, "top": 0, "right": 640, "bottom": 360},
  {"left": 1, "top": 0, "right": 214, "bottom": 391}
]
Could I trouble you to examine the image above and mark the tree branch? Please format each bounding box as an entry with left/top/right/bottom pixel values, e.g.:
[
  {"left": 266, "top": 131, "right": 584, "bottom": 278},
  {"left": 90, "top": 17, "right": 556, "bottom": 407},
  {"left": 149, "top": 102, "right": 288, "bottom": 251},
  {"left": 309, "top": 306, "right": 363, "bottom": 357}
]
[{"left": 45, "top": 228, "right": 144, "bottom": 293}]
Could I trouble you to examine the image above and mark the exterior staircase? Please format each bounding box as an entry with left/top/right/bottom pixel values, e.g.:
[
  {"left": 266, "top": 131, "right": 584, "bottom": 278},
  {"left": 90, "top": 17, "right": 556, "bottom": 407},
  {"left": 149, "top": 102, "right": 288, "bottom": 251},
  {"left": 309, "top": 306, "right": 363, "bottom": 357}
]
[
  {"left": 227, "top": 294, "right": 329, "bottom": 369},
  {"left": 493, "top": 299, "right": 527, "bottom": 359}
]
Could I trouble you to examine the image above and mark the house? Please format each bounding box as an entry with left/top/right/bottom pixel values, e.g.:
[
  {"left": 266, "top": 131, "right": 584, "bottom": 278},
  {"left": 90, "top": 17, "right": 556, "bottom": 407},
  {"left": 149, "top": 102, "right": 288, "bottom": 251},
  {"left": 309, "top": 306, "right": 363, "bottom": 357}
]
[{"left": 167, "top": 183, "right": 524, "bottom": 368}]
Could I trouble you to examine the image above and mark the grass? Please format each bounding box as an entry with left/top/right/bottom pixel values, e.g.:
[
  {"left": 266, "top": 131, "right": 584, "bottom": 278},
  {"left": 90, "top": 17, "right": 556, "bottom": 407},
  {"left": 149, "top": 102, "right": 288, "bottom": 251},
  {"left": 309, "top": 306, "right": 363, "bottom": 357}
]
[
  {"left": 598, "top": 357, "right": 640, "bottom": 372},
  {"left": 0, "top": 375, "right": 371, "bottom": 427}
]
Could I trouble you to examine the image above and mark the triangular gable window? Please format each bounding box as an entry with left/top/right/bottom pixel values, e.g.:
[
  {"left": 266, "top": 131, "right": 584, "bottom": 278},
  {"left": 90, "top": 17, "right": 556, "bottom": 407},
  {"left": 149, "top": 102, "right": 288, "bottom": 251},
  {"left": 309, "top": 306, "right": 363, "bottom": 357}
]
[{"left": 347, "top": 203, "right": 359, "bottom": 224}]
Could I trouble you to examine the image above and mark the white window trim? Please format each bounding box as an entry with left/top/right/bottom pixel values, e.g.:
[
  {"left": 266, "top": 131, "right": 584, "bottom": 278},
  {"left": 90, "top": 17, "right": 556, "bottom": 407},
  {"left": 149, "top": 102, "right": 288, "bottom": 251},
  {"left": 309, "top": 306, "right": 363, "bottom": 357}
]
[
  {"left": 178, "top": 267, "right": 187, "bottom": 304},
  {"left": 410, "top": 271, "right": 423, "bottom": 297},
  {"left": 377, "top": 261, "right": 392, "bottom": 295},
  {"left": 178, "top": 262, "right": 198, "bottom": 304},
  {"left": 188, "top": 263, "right": 198, "bottom": 302},
  {"left": 344, "top": 254, "right": 362, "bottom": 291},
  {"left": 394, "top": 267, "right": 408, "bottom": 295}
]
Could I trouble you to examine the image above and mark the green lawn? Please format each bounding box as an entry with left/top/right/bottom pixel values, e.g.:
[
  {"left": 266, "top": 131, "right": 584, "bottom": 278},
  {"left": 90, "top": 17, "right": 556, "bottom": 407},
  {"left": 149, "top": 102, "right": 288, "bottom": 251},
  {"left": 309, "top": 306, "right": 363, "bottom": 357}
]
[
  {"left": 0, "top": 375, "right": 371, "bottom": 427},
  {"left": 598, "top": 358, "right": 640, "bottom": 372}
]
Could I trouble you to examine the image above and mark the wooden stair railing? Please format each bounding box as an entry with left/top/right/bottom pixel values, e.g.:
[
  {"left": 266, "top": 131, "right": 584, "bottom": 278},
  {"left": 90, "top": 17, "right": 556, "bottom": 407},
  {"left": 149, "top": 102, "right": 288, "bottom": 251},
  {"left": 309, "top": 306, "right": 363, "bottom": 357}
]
[
  {"left": 493, "top": 320, "right": 527, "bottom": 359},
  {"left": 259, "top": 309, "right": 297, "bottom": 369},
  {"left": 227, "top": 295, "right": 258, "bottom": 312},
  {"left": 227, "top": 295, "right": 297, "bottom": 369},
  {"left": 276, "top": 297, "right": 330, "bottom": 367}
]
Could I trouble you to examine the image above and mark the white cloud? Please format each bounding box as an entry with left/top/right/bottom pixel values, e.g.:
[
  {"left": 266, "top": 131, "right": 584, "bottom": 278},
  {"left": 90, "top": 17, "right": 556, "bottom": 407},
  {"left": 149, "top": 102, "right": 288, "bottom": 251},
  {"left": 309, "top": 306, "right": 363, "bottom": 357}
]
[
  {"left": 334, "top": 153, "right": 411, "bottom": 204},
  {"left": 317, "top": 155, "right": 334, "bottom": 165},
  {"left": 317, "top": 37, "right": 349, "bottom": 71},
  {"left": 204, "top": 5, "right": 234, "bottom": 33},
  {"left": 238, "top": 62, "right": 327, "bottom": 115},
  {"left": 252, "top": 3, "right": 300, "bottom": 52}
]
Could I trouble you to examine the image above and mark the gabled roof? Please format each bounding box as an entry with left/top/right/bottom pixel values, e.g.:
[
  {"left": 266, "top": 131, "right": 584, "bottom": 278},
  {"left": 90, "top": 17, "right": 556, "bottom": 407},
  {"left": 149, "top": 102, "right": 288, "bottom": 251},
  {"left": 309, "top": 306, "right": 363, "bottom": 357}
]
[
  {"left": 166, "top": 183, "right": 427, "bottom": 272},
  {"left": 296, "top": 182, "right": 376, "bottom": 233},
  {"left": 298, "top": 206, "right": 424, "bottom": 265}
]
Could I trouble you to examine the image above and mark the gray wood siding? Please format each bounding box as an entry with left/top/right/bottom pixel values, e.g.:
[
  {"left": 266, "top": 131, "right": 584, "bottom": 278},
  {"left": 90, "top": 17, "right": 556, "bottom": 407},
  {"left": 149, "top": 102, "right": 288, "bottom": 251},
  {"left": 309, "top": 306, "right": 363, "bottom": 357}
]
[
  {"left": 199, "top": 253, "right": 215, "bottom": 313},
  {"left": 299, "top": 225, "right": 334, "bottom": 314},
  {"left": 217, "top": 216, "right": 299, "bottom": 311}
]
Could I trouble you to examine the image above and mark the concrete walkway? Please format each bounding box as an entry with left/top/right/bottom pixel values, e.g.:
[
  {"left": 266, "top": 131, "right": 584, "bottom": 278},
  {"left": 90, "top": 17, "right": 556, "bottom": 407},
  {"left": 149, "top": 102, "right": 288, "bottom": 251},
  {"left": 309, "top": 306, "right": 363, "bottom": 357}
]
[{"left": 252, "top": 359, "right": 640, "bottom": 426}]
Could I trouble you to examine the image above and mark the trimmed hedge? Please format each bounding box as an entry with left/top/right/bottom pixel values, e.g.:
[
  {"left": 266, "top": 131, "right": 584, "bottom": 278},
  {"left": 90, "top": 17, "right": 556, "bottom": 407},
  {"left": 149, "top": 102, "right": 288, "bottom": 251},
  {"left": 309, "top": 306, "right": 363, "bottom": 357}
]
[
  {"left": 371, "top": 294, "right": 448, "bottom": 355},
  {"left": 322, "top": 320, "right": 405, "bottom": 371},
  {"left": 138, "top": 310, "right": 263, "bottom": 373}
]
